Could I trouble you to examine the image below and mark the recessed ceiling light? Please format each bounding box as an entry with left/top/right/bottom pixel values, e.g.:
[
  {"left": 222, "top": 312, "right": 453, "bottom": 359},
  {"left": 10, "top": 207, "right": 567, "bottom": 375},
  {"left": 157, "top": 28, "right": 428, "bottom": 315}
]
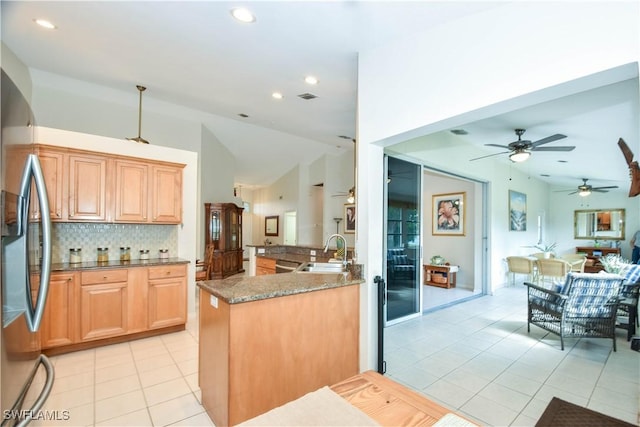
[
  {"left": 304, "top": 76, "right": 319, "bottom": 85},
  {"left": 34, "top": 18, "right": 56, "bottom": 29},
  {"left": 230, "top": 8, "right": 256, "bottom": 23},
  {"left": 272, "top": 92, "right": 283, "bottom": 100}
]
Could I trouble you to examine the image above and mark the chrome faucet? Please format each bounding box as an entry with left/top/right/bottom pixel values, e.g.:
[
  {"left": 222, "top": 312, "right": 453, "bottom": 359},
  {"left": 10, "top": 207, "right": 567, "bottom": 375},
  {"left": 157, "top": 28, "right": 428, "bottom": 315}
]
[{"left": 324, "top": 233, "right": 348, "bottom": 266}]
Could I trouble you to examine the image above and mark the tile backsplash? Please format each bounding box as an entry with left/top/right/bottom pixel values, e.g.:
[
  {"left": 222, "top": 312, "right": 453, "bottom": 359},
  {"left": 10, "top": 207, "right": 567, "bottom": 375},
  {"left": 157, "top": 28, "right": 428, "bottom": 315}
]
[{"left": 52, "top": 223, "right": 178, "bottom": 263}]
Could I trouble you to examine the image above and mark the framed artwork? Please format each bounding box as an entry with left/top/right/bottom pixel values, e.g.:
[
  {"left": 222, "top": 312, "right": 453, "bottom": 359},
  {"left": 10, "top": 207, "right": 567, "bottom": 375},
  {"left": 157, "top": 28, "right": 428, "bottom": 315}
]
[
  {"left": 509, "top": 190, "right": 527, "bottom": 231},
  {"left": 344, "top": 204, "right": 356, "bottom": 233},
  {"left": 432, "top": 192, "right": 465, "bottom": 236},
  {"left": 265, "top": 215, "right": 279, "bottom": 236}
]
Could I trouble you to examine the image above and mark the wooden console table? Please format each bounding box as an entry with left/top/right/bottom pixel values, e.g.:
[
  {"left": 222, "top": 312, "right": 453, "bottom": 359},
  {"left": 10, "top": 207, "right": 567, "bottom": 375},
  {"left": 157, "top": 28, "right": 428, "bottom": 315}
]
[
  {"left": 424, "top": 264, "right": 458, "bottom": 289},
  {"left": 576, "top": 246, "right": 620, "bottom": 273}
]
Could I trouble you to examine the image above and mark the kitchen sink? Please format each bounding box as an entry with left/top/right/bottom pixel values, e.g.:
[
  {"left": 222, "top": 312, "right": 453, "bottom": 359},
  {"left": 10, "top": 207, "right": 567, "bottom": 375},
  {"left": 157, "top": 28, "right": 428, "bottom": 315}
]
[{"left": 294, "top": 262, "right": 348, "bottom": 274}]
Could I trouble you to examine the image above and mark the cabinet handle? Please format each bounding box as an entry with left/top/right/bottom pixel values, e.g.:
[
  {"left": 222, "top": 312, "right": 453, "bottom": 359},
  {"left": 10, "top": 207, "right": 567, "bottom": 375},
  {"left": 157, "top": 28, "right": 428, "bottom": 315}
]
[
  {"left": 56, "top": 211, "right": 61, "bottom": 218},
  {"left": 166, "top": 271, "right": 170, "bottom": 275}
]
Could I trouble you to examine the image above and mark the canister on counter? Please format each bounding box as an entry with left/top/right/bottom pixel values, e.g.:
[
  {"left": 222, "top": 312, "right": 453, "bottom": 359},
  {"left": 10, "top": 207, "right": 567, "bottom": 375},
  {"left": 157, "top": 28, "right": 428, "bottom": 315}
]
[
  {"left": 97, "top": 247, "right": 109, "bottom": 263},
  {"left": 120, "top": 247, "right": 131, "bottom": 261},
  {"left": 139, "top": 249, "right": 150, "bottom": 260},
  {"left": 159, "top": 249, "right": 169, "bottom": 260},
  {"left": 69, "top": 248, "right": 82, "bottom": 264}
]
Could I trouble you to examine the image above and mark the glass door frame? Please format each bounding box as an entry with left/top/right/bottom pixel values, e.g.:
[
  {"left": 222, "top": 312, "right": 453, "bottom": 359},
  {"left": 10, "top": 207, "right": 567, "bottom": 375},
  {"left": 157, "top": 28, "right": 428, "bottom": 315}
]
[{"left": 383, "top": 155, "right": 423, "bottom": 327}]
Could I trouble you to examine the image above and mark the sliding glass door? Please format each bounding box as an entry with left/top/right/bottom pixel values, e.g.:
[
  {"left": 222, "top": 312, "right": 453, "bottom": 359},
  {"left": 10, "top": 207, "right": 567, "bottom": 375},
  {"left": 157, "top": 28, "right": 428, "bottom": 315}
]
[{"left": 384, "top": 156, "right": 422, "bottom": 324}]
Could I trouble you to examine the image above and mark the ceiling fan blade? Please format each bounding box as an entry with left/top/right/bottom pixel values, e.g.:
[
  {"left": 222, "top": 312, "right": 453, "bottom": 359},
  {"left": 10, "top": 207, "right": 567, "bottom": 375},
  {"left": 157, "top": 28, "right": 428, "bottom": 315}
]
[
  {"left": 566, "top": 190, "right": 579, "bottom": 195},
  {"left": 484, "top": 143, "right": 510, "bottom": 149},
  {"left": 592, "top": 189, "right": 609, "bottom": 193},
  {"left": 531, "top": 146, "right": 575, "bottom": 152},
  {"left": 530, "top": 134, "right": 567, "bottom": 148},
  {"left": 469, "top": 151, "right": 510, "bottom": 161},
  {"left": 592, "top": 185, "right": 619, "bottom": 190}
]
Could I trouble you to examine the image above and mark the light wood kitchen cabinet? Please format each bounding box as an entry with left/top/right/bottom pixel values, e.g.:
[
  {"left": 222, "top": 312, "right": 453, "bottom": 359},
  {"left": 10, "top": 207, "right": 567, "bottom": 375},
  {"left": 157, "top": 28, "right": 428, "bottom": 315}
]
[
  {"left": 114, "top": 159, "right": 149, "bottom": 222},
  {"left": 39, "top": 272, "right": 79, "bottom": 349},
  {"left": 151, "top": 164, "right": 183, "bottom": 223},
  {"left": 68, "top": 152, "right": 109, "bottom": 221},
  {"left": 127, "top": 267, "right": 149, "bottom": 333},
  {"left": 148, "top": 264, "right": 187, "bottom": 329},
  {"left": 80, "top": 269, "right": 128, "bottom": 341},
  {"left": 256, "top": 257, "right": 276, "bottom": 275},
  {"left": 30, "top": 144, "right": 184, "bottom": 224},
  {"left": 33, "top": 146, "right": 66, "bottom": 221}
]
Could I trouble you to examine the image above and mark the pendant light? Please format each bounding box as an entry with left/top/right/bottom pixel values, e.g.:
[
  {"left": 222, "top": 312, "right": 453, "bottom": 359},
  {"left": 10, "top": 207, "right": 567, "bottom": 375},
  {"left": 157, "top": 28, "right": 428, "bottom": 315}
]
[{"left": 127, "top": 85, "right": 149, "bottom": 144}]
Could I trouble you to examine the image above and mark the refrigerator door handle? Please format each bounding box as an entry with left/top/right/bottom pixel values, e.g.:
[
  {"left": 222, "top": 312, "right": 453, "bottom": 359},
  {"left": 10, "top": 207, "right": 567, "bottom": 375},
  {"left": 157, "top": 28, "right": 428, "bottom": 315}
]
[
  {"left": 11, "top": 355, "right": 55, "bottom": 427},
  {"left": 19, "top": 154, "right": 51, "bottom": 333}
]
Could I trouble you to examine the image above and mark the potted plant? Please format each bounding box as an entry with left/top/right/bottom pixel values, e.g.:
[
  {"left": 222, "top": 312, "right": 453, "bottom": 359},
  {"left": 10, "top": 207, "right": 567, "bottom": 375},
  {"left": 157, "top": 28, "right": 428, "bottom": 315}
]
[
  {"left": 599, "top": 253, "right": 629, "bottom": 274},
  {"left": 533, "top": 242, "right": 557, "bottom": 259}
]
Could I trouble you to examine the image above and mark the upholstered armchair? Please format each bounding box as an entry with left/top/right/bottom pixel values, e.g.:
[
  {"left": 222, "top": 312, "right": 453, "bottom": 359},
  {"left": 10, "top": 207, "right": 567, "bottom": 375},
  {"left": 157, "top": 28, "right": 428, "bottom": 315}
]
[
  {"left": 525, "top": 272, "right": 623, "bottom": 351},
  {"left": 617, "top": 264, "right": 640, "bottom": 340},
  {"left": 387, "top": 248, "right": 416, "bottom": 279}
]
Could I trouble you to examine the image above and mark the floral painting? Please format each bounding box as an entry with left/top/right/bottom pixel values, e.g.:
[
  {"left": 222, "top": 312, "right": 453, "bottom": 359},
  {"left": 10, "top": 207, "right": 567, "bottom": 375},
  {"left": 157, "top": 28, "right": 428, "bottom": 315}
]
[
  {"left": 432, "top": 192, "right": 465, "bottom": 236},
  {"left": 509, "top": 190, "right": 527, "bottom": 231}
]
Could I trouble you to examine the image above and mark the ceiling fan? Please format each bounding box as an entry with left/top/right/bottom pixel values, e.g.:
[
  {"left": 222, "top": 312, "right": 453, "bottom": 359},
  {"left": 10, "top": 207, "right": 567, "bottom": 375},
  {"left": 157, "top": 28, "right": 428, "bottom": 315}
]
[
  {"left": 470, "top": 129, "right": 574, "bottom": 162},
  {"left": 555, "top": 178, "right": 619, "bottom": 197}
]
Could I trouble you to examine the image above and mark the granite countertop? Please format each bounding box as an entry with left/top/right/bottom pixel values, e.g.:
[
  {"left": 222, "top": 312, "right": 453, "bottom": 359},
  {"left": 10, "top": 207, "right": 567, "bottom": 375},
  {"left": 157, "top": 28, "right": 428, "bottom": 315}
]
[
  {"left": 198, "top": 271, "right": 364, "bottom": 304},
  {"left": 50, "top": 257, "right": 189, "bottom": 272}
]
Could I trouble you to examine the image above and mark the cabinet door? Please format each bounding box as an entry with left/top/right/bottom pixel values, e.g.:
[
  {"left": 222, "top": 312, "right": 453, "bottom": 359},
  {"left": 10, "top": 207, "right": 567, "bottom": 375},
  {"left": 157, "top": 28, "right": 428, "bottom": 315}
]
[
  {"left": 80, "top": 282, "right": 127, "bottom": 340},
  {"left": 36, "top": 148, "right": 66, "bottom": 221},
  {"left": 148, "top": 276, "right": 186, "bottom": 329},
  {"left": 151, "top": 165, "right": 182, "bottom": 223},
  {"left": 40, "top": 272, "right": 79, "bottom": 348},
  {"left": 114, "top": 159, "right": 148, "bottom": 222},
  {"left": 68, "top": 154, "right": 108, "bottom": 221}
]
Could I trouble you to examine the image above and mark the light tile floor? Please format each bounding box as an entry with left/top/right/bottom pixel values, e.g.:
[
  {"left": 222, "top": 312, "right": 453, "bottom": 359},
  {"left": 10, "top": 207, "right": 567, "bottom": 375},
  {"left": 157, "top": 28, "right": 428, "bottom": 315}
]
[
  {"left": 34, "top": 284, "right": 638, "bottom": 427},
  {"left": 34, "top": 313, "right": 214, "bottom": 427},
  {"left": 385, "top": 285, "right": 639, "bottom": 426}
]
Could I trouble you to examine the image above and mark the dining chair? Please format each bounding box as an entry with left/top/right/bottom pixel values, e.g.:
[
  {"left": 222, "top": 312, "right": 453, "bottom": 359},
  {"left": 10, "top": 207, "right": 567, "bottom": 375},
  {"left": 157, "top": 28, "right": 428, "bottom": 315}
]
[
  {"left": 537, "top": 258, "right": 572, "bottom": 288},
  {"left": 506, "top": 256, "right": 536, "bottom": 286},
  {"left": 561, "top": 254, "right": 587, "bottom": 272}
]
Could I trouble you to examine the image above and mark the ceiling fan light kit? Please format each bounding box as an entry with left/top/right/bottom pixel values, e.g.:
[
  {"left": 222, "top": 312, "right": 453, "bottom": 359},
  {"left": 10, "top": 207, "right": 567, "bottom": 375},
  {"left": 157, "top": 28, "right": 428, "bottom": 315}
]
[
  {"left": 509, "top": 149, "right": 530, "bottom": 163},
  {"left": 127, "top": 84, "right": 150, "bottom": 144},
  {"left": 470, "top": 128, "right": 574, "bottom": 162}
]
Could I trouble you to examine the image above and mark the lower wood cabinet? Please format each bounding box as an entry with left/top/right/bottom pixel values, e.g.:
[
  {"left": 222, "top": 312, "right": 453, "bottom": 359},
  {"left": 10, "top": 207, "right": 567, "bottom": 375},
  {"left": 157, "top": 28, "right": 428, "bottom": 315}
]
[
  {"left": 41, "top": 272, "right": 80, "bottom": 349},
  {"left": 80, "top": 269, "right": 128, "bottom": 341},
  {"left": 256, "top": 257, "right": 276, "bottom": 275},
  {"left": 148, "top": 265, "right": 187, "bottom": 329},
  {"left": 40, "top": 263, "right": 187, "bottom": 352}
]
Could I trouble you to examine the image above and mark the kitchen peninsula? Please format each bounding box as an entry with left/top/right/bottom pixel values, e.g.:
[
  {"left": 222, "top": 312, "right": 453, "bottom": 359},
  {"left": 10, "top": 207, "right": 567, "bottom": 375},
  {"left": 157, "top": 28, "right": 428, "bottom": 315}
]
[{"left": 198, "top": 269, "right": 364, "bottom": 426}]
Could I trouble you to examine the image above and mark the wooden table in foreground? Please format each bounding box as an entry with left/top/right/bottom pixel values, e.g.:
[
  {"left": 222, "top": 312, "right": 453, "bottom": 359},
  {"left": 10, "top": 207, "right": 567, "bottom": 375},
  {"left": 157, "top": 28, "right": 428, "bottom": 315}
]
[{"left": 331, "top": 370, "right": 475, "bottom": 426}]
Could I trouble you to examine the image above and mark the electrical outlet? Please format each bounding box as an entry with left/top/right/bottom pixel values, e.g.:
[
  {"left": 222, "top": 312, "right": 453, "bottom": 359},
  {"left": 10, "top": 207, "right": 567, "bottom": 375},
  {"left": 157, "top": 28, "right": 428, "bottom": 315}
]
[
  {"left": 310, "top": 250, "right": 316, "bottom": 256},
  {"left": 258, "top": 248, "right": 265, "bottom": 254},
  {"left": 310, "top": 256, "right": 316, "bottom": 262},
  {"left": 210, "top": 295, "right": 218, "bottom": 308}
]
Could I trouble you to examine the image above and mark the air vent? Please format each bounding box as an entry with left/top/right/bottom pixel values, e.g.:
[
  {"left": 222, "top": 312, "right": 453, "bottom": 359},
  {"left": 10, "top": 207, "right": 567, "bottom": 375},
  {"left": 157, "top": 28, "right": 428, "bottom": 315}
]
[
  {"left": 298, "top": 93, "right": 318, "bottom": 100},
  {"left": 238, "top": 113, "right": 249, "bottom": 118},
  {"left": 450, "top": 129, "right": 468, "bottom": 135},
  {"left": 338, "top": 135, "right": 352, "bottom": 140}
]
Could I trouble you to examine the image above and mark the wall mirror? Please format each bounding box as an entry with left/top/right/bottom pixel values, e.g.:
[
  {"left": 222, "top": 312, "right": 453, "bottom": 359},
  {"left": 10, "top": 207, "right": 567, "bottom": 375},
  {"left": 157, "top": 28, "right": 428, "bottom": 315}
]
[
  {"left": 574, "top": 208, "right": 625, "bottom": 240},
  {"left": 265, "top": 215, "right": 279, "bottom": 236}
]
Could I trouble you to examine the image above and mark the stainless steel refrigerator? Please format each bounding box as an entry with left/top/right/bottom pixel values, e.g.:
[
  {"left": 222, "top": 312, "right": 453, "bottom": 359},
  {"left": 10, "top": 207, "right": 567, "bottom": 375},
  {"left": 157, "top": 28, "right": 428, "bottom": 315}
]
[{"left": 1, "top": 69, "right": 54, "bottom": 426}]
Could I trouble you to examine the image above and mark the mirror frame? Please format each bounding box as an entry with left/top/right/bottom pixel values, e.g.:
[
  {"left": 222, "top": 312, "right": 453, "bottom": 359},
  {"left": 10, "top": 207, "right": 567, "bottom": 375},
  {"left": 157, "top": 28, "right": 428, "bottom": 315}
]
[
  {"left": 265, "top": 215, "right": 279, "bottom": 236},
  {"left": 574, "top": 208, "right": 625, "bottom": 240}
]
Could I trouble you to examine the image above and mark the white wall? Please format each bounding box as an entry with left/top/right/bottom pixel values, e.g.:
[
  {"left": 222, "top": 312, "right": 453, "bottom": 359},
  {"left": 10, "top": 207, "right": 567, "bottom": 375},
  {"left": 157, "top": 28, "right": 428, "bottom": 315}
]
[{"left": 356, "top": 2, "right": 639, "bottom": 371}]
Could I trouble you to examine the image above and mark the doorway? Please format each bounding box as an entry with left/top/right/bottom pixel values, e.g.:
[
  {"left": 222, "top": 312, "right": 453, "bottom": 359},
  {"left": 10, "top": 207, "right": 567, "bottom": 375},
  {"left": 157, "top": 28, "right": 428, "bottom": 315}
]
[{"left": 283, "top": 211, "right": 297, "bottom": 245}]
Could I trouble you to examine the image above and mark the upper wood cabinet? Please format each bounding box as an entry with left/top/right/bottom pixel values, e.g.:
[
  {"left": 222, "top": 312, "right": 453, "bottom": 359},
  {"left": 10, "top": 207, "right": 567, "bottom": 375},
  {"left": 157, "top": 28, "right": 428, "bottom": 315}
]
[
  {"left": 150, "top": 164, "right": 183, "bottom": 223},
  {"left": 32, "top": 145, "right": 184, "bottom": 224},
  {"left": 68, "top": 152, "right": 109, "bottom": 221},
  {"left": 114, "top": 159, "right": 149, "bottom": 222}
]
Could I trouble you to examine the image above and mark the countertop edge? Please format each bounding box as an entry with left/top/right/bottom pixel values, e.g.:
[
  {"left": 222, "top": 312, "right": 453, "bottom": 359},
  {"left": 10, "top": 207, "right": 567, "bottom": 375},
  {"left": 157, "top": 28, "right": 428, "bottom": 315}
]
[
  {"left": 198, "top": 274, "right": 365, "bottom": 304},
  {"left": 50, "top": 257, "right": 190, "bottom": 272}
]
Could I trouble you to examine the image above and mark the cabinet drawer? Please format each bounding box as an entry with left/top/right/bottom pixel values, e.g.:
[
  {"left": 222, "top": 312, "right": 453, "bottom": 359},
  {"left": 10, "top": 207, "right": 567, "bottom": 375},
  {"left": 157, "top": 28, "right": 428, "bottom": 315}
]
[
  {"left": 256, "top": 257, "right": 276, "bottom": 269},
  {"left": 81, "top": 269, "right": 128, "bottom": 285},
  {"left": 148, "top": 264, "right": 187, "bottom": 280}
]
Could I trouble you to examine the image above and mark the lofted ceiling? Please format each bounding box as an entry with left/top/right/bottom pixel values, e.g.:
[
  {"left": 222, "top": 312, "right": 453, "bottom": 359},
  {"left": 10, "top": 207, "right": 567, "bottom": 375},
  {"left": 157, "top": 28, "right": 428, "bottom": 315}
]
[{"left": 2, "top": 1, "right": 638, "bottom": 192}]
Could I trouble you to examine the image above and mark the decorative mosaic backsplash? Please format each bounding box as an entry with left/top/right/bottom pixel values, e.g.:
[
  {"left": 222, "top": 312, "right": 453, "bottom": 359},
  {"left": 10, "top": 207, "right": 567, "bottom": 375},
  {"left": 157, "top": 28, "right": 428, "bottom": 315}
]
[{"left": 52, "top": 223, "right": 178, "bottom": 263}]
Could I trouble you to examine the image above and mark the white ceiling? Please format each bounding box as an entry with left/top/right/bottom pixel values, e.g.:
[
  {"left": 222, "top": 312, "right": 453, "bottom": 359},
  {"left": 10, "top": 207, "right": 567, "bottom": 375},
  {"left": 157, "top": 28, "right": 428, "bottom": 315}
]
[{"left": 2, "top": 1, "right": 638, "bottom": 192}]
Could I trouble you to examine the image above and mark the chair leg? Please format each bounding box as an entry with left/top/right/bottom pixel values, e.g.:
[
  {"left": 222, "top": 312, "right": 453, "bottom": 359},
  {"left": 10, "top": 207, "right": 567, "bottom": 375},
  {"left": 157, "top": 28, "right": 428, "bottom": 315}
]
[
  {"left": 560, "top": 335, "right": 564, "bottom": 351},
  {"left": 613, "top": 336, "right": 617, "bottom": 352}
]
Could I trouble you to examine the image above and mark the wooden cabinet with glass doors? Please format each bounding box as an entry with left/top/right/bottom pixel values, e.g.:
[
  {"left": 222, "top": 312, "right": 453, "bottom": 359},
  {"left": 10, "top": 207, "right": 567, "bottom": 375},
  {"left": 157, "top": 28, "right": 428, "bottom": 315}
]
[{"left": 204, "top": 203, "right": 244, "bottom": 279}]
